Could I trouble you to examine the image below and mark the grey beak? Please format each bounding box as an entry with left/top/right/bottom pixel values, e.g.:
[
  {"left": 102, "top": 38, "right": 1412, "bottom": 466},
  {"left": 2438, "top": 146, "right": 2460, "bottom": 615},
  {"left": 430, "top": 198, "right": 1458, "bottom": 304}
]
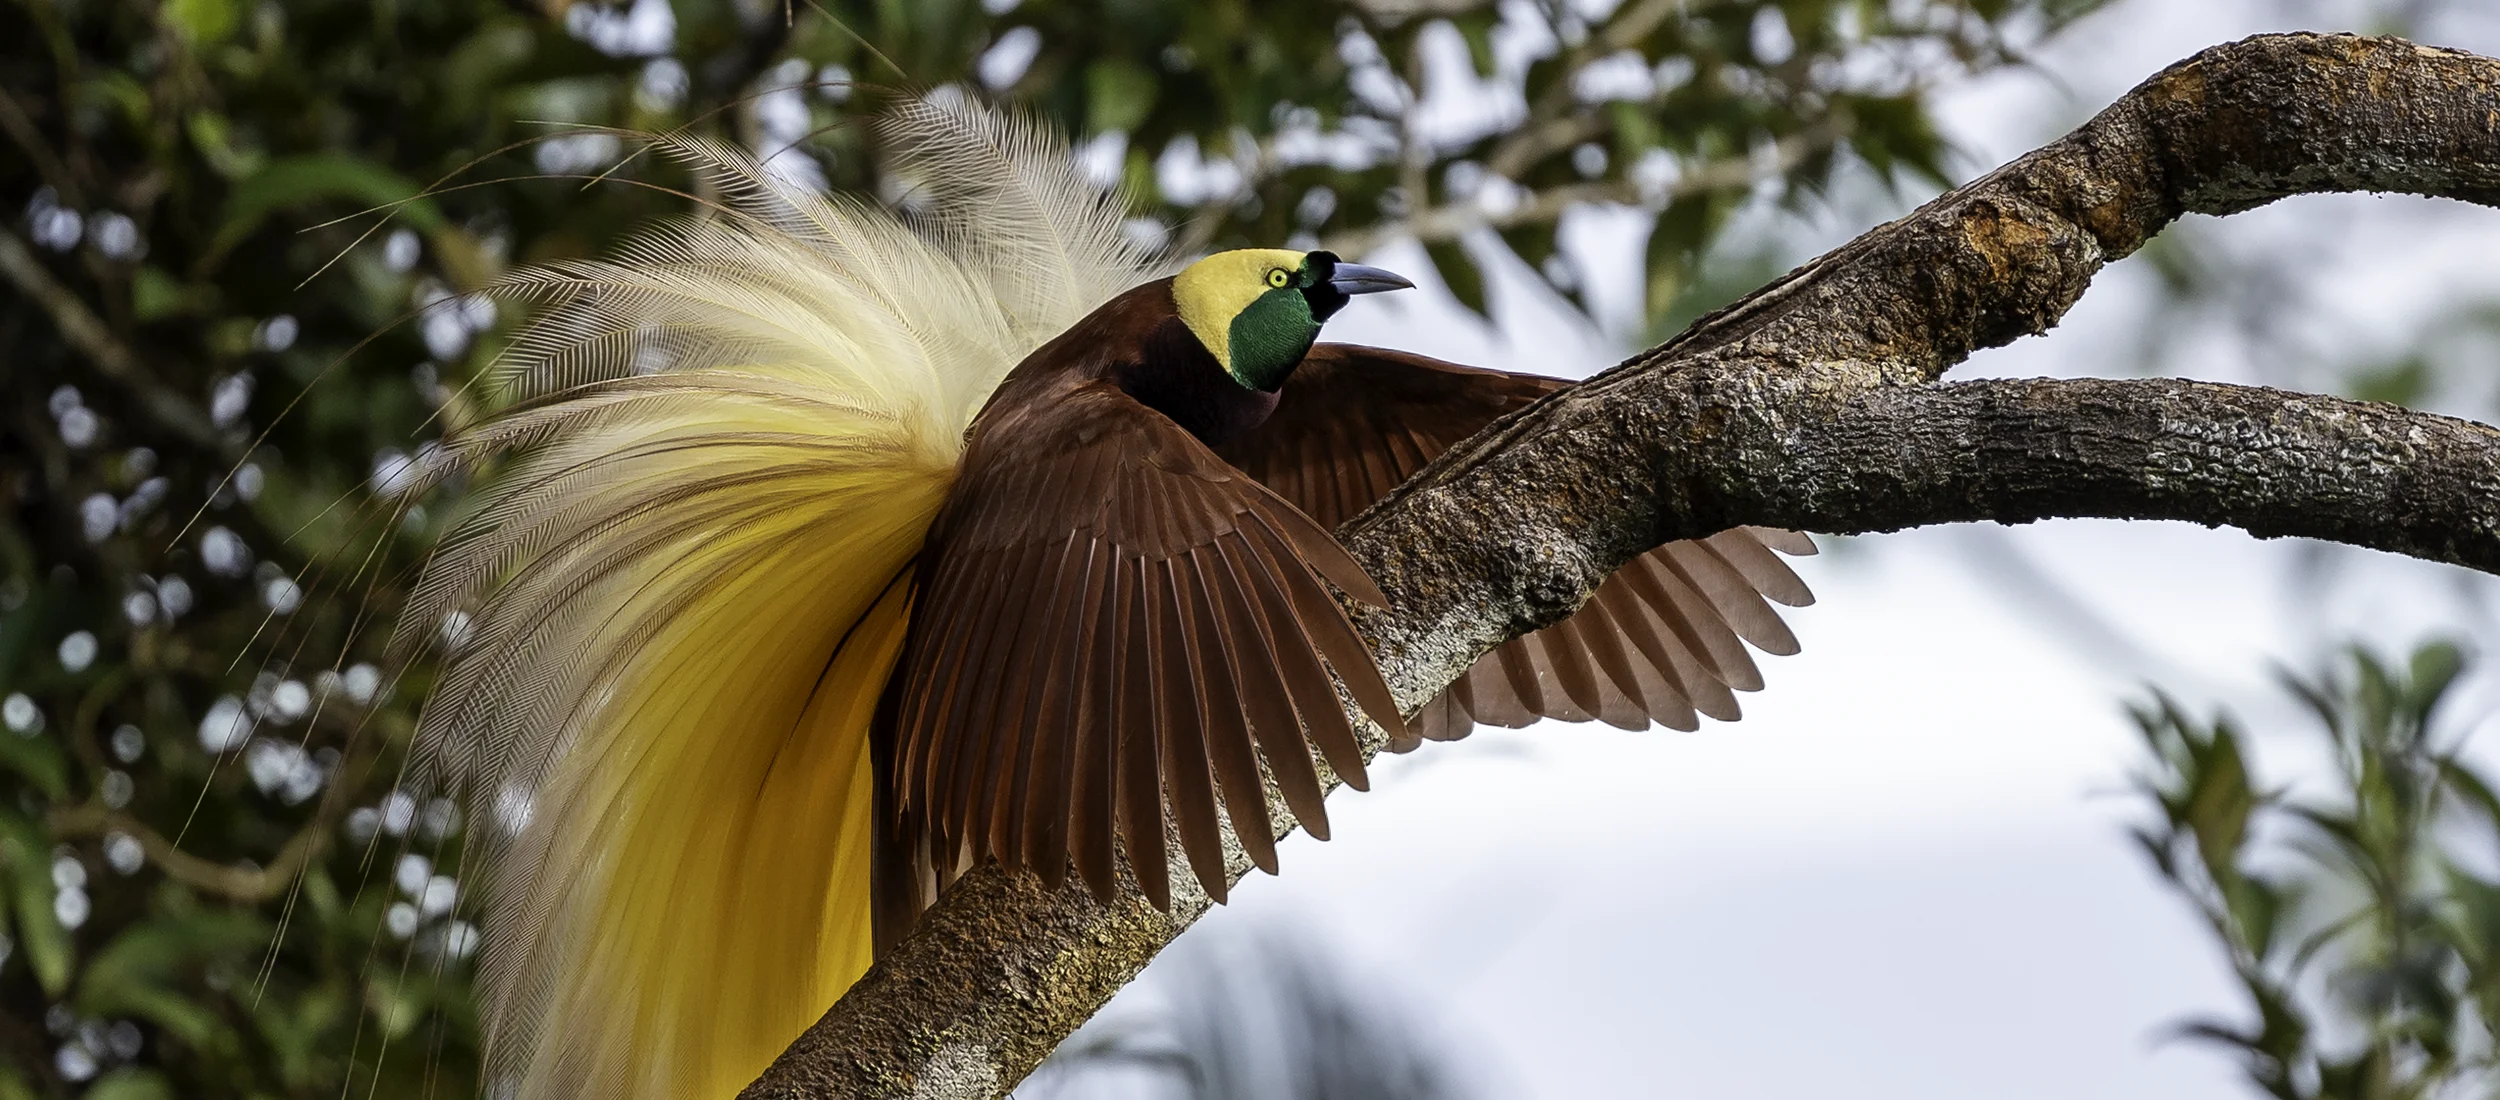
[{"left": 1329, "top": 263, "right": 1415, "bottom": 296}]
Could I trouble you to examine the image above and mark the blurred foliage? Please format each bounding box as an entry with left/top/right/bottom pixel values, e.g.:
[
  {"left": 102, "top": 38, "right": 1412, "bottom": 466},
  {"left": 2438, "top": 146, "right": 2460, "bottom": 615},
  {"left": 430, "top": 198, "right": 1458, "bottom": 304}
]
[
  {"left": 2132, "top": 642, "right": 2500, "bottom": 1098},
  {"left": 0, "top": 0, "right": 2102, "bottom": 1094}
]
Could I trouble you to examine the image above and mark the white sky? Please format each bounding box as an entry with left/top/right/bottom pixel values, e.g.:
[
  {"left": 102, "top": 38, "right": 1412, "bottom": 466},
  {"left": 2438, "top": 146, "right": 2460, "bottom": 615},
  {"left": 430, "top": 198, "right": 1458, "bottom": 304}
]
[{"left": 1073, "top": 3, "right": 2500, "bottom": 1098}]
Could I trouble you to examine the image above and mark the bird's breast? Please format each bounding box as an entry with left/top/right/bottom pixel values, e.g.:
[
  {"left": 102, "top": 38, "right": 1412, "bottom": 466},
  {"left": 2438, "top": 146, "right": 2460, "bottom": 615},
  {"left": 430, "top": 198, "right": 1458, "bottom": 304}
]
[{"left": 1117, "top": 319, "right": 1285, "bottom": 447}]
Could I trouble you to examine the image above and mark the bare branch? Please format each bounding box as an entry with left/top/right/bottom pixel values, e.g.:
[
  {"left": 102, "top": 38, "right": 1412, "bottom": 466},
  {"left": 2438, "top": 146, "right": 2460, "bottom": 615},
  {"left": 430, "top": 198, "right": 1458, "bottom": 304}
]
[
  {"left": 744, "top": 33, "right": 2500, "bottom": 1099},
  {"left": 46, "top": 698, "right": 391, "bottom": 905},
  {"left": 1736, "top": 376, "right": 2500, "bottom": 568}
]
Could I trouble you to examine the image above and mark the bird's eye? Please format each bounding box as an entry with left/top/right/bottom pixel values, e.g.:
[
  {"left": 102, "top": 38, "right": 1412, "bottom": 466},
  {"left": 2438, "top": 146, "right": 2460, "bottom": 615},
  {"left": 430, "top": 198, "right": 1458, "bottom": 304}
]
[{"left": 1266, "top": 268, "right": 1291, "bottom": 289}]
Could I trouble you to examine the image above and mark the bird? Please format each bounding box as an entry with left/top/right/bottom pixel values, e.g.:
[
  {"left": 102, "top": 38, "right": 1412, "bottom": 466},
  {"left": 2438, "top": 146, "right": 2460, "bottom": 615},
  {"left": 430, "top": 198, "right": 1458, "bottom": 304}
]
[{"left": 397, "top": 99, "right": 1814, "bottom": 1100}]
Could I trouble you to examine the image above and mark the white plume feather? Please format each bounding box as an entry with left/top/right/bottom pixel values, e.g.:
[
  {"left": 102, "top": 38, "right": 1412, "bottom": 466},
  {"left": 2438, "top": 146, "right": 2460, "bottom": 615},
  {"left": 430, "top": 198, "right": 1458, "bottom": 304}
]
[{"left": 398, "top": 99, "right": 1165, "bottom": 1100}]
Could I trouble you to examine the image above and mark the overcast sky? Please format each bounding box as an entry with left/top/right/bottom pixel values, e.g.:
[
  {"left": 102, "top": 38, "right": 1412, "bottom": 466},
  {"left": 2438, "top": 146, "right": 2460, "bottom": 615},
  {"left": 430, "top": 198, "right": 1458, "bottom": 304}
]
[{"left": 1066, "top": 3, "right": 2500, "bottom": 1098}]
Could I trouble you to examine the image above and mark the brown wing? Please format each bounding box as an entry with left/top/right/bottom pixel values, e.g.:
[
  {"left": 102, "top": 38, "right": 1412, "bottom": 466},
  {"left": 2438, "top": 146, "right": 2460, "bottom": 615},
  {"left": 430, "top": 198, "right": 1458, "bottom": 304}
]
[
  {"left": 1213, "top": 343, "right": 1816, "bottom": 747},
  {"left": 887, "top": 379, "right": 1404, "bottom": 916}
]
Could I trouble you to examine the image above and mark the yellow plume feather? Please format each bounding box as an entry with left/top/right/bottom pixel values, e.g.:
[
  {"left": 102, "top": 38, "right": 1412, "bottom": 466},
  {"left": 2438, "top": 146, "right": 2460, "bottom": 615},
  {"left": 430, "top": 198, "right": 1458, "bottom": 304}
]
[{"left": 401, "top": 102, "right": 1164, "bottom": 1099}]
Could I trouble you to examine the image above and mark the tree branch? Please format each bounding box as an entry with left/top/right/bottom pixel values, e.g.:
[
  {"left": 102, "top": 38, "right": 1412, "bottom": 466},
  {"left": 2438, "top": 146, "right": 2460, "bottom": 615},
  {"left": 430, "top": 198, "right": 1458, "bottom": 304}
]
[
  {"left": 1661, "top": 375, "right": 2500, "bottom": 568},
  {"left": 0, "top": 226, "right": 225, "bottom": 452},
  {"left": 744, "top": 33, "right": 2500, "bottom": 1099},
  {"left": 1324, "top": 121, "right": 1843, "bottom": 256}
]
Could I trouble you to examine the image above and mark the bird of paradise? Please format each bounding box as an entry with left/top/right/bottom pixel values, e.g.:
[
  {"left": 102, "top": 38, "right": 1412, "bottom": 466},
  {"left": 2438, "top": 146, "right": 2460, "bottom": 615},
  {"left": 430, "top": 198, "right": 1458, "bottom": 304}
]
[{"left": 398, "top": 100, "right": 1811, "bottom": 1099}]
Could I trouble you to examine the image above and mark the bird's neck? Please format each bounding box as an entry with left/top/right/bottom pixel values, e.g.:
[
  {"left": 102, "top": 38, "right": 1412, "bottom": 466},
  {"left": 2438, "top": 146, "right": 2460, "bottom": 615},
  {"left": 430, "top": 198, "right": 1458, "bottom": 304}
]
[{"left": 1118, "top": 317, "right": 1287, "bottom": 447}]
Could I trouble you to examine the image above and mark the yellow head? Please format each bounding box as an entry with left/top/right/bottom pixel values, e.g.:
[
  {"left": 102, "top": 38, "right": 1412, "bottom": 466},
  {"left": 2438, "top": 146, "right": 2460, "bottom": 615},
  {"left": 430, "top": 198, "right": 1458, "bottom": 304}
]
[{"left": 1171, "top": 249, "right": 1412, "bottom": 391}]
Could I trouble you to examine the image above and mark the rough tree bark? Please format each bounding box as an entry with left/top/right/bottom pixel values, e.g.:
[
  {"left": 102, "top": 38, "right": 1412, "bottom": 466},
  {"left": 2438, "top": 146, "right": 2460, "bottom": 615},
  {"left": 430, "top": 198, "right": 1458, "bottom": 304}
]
[{"left": 742, "top": 32, "right": 2500, "bottom": 1099}]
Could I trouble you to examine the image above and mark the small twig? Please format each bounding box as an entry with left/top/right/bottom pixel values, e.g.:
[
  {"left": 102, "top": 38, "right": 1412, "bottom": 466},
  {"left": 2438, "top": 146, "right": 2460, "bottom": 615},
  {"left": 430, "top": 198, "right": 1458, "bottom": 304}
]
[
  {"left": 1326, "top": 123, "right": 1839, "bottom": 255},
  {"left": 48, "top": 697, "right": 393, "bottom": 905},
  {"left": 0, "top": 85, "right": 78, "bottom": 201},
  {"left": 1397, "top": 41, "right": 1431, "bottom": 228},
  {"left": 0, "top": 226, "right": 226, "bottom": 452},
  {"left": 49, "top": 801, "right": 328, "bottom": 904}
]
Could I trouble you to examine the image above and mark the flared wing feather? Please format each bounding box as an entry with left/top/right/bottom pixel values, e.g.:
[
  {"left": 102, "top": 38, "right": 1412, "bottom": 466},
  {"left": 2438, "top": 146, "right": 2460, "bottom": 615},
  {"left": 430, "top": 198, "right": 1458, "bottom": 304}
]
[
  {"left": 888, "top": 381, "right": 1402, "bottom": 912},
  {"left": 1212, "top": 343, "right": 1816, "bottom": 747},
  {"left": 402, "top": 104, "right": 1164, "bottom": 1100}
]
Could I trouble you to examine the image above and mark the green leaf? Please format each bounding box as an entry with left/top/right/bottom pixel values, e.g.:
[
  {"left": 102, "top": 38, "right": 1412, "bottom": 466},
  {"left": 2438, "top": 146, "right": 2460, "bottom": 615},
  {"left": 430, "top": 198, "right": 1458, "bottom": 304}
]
[
  {"left": 1499, "top": 223, "right": 1557, "bottom": 275},
  {"left": 80, "top": 1068, "right": 174, "bottom": 1100},
  {"left": 1423, "top": 239, "right": 1486, "bottom": 318},
  {"left": 80, "top": 910, "right": 265, "bottom": 1050},
  {"left": 2221, "top": 874, "right": 2283, "bottom": 958},
  {"left": 426, "top": 225, "right": 502, "bottom": 294},
  {"left": 207, "top": 317, "right": 259, "bottom": 358},
  {"left": 0, "top": 579, "right": 52, "bottom": 692},
  {"left": 1609, "top": 101, "right": 1663, "bottom": 157},
  {"left": 2184, "top": 720, "right": 2258, "bottom": 876},
  {"left": 184, "top": 112, "right": 264, "bottom": 179},
  {"left": 107, "top": 983, "right": 233, "bottom": 1056},
  {"left": 0, "top": 814, "right": 72, "bottom": 996},
  {"left": 162, "top": 0, "right": 240, "bottom": 48},
  {"left": 440, "top": 20, "right": 539, "bottom": 113},
  {"left": 2347, "top": 355, "right": 2433, "bottom": 407},
  {"left": 2407, "top": 640, "right": 2465, "bottom": 716},
  {"left": 0, "top": 728, "right": 69, "bottom": 801},
  {"left": 77, "top": 73, "right": 151, "bottom": 133},
  {"left": 363, "top": 974, "right": 427, "bottom": 1039},
  {"left": 1452, "top": 12, "right": 1498, "bottom": 76},
  {"left": 1641, "top": 224, "right": 1784, "bottom": 339},
  {"left": 209, "top": 154, "right": 445, "bottom": 262},
  {"left": 1834, "top": 91, "right": 1950, "bottom": 191},
  {"left": 1122, "top": 147, "right": 1156, "bottom": 204},
  {"left": 130, "top": 267, "right": 193, "bottom": 322},
  {"left": 1085, "top": 58, "right": 1159, "bottom": 135}
]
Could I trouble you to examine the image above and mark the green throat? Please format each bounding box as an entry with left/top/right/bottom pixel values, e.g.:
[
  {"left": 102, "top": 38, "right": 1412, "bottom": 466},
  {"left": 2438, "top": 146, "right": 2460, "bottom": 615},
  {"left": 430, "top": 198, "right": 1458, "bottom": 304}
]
[{"left": 1226, "top": 287, "right": 1320, "bottom": 391}]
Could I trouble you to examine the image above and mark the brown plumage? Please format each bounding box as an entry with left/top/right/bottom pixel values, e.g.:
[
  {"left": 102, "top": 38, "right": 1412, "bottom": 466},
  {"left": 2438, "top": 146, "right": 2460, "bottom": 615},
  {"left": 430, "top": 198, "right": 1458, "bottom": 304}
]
[
  {"left": 1213, "top": 344, "right": 1814, "bottom": 745},
  {"left": 412, "top": 109, "right": 1810, "bottom": 1096},
  {"left": 875, "top": 272, "right": 1814, "bottom": 938}
]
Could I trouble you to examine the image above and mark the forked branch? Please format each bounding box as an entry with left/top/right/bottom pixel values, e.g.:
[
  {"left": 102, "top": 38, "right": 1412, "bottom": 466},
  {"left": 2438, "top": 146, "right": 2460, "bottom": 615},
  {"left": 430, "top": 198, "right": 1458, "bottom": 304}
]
[{"left": 744, "top": 33, "right": 2500, "bottom": 1099}]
